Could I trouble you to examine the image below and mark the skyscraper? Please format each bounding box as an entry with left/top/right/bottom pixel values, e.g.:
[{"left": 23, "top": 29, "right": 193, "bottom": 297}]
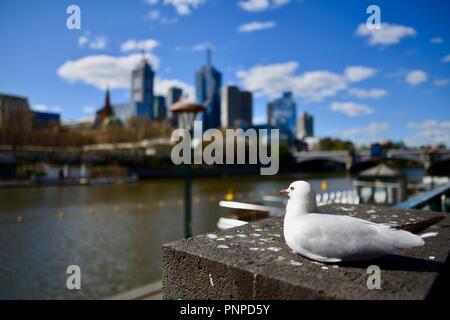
[
  {"left": 267, "top": 92, "right": 297, "bottom": 138},
  {"left": 221, "top": 85, "right": 253, "bottom": 128},
  {"left": 297, "top": 112, "right": 314, "bottom": 140},
  {"left": 113, "top": 57, "right": 155, "bottom": 123},
  {"left": 153, "top": 95, "right": 167, "bottom": 120},
  {"left": 131, "top": 56, "right": 155, "bottom": 118},
  {"left": 167, "top": 87, "right": 183, "bottom": 127},
  {"left": 167, "top": 87, "right": 183, "bottom": 107},
  {"left": 195, "top": 49, "right": 222, "bottom": 130}
]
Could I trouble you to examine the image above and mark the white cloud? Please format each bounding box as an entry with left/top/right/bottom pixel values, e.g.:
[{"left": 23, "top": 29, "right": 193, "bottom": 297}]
[
  {"left": 78, "top": 35, "right": 89, "bottom": 47},
  {"left": 441, "top": 54, "right": 450, "bottom": 63},
  {"left": 434, "top": 78, "right": 449, "bottom": 87},
  {"left": 330, "top": 102, "right": 374, "bottom": 117},
  {"left": 344, "top": 66, "right": 377, "bottom": 82},
  {"left": 405, "top": 70, "right": 428, "bottom": 86},
  {"left": 238, "top": 0, "right": 290, "bottom": 12},
  {"left": 162, "top": 0, "right": 207, "bottom": 15},
  {"left": 147, "top": 10, "right": 161, "bottom": 20},
  {"left": 89, "top": 37, "right": 107, "bottom": 50},
  {"left": 348, "top": 88, "right": 387, "bottom": 99},
  {"left": 161, "top": 17, "right": 178, "bottom": 24},
  {"left": 175, "top": 41, "right": 214, "bottom": 52},
  {"left": 430, "top": 37, "right": 443, "bottom": 44},
  {"left": 121, "top": 39, "right": 159, "bottom": 52},
  {"left": 292, "top": 71, "right": 348, "bottom": 101},
  {"left": 154, "top": 78, "right": 195, "bottom": 100},
  {"left": 355, "top": 22, "right": 416, "bottom": 46},
  {"left": 238, "top": 21, "right": 276, "bottom": 33},
  {"left": 237, "top": 62, "right": 376, "bottom": 102},
  {"left": 57, "top": 53, "right": 192, "bottom": 102},
  {"left": 33, "top": 104, "right": 49, "bottom": 112},
  {"left": 237, "top": 61, "right": 299, "bottom": 98},
  {"left": 406, "top": 119, "right": 450, "bottom": 147},
  {"left": 340, "top": 122, "right": 389, "bottom": 145},
  {"left": 32, "top": 104, "right": 61, "bottom": 113},
  {"left": 83, "top": 106, "right": 95, "bottom": 114},
  {"left": 57, "top": 53, "right": 160, "bottom": 90},
  {"left": 78, "top": 32, "right": 107, "bottom": 50},
  {"left": 252, "top": 115, "right": 266, "bottom": 125},
  {"left": 273, "top": 0, "right": 290, "bottom": 6}
]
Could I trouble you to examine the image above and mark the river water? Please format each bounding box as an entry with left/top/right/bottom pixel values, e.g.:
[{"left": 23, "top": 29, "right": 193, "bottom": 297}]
[{"left": 0, "top": 173, "right": 362, "bottom": 299}]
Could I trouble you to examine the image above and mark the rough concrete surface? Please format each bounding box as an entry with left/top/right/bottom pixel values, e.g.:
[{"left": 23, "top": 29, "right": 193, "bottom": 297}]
[{"left": 162, "top": 204, "right": 450, "bottom": 300}]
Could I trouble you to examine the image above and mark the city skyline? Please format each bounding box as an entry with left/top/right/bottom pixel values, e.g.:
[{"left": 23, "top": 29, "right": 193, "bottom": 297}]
[{"left": 1, "top": 0, "right": 450, "bottom": 146}]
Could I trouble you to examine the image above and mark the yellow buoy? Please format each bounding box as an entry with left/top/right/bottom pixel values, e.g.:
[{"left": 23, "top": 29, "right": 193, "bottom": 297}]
[
  {"left": 88, "top": 208, "right": 95, "bottom": 215},
  {"left": 321, "top": 180, "right": 328, "bottom": 191},
  {"left": 177, "top": 199, "right": 183, "bottom": 206},
  {"left": 113, "top": 206, "right": 120, "bottom": 213},
  {"left": 158, "top": 201, "right": 165, "bottom": 208},
  {"left": 16, "top": 216, "right": 24, "bottom": 223},
  {"left": 136, "top": 203, "right": 144, "bottom": 210},
  {"left": 225, "top": 189, "right": 234, "bottom": 201},
  {"left": 57, "top": 212, "right": 64, "bottom": 219},
  {"left": 194, "top": 197, "right": 200, "bottom": 204}
]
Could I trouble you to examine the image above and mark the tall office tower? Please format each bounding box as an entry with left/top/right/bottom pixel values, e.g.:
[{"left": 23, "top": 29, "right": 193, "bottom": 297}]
[
  {"left": 167, "top": 87, "right": 183, "bottom": 127},
  {"left": 221, "top": 85, "right": 253, "bottom": 128},
  {"left": 195, "top": 49, "right": 222, "bottom": 130},
  {"left": 167, "top": 87, "right": 183, "bottom": 107},
  {"left": 131, "top": 56, "right": 155, "bottom": 119},
  {"left": 153, "top": 96, "right": 167, "bottom": 120},
  {"left": 296, "top": 112, "right": 314, "bottom": 140},
  {"left": 267, "top": 91, "right": 297, "bottom": 138}
]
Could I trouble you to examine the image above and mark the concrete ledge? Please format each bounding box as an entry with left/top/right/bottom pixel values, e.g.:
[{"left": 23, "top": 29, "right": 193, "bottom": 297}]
[
  {"left": 107, "top": 281, "right": 162, "bottom": 300},
  {"left": 162, "top": 204, "right": 450, "bottom": 300}
]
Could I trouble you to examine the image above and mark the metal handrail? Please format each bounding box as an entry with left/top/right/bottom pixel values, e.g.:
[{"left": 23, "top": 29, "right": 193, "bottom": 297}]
[{"left": 394, "top": 183, "right": 450, "bottom": 210}]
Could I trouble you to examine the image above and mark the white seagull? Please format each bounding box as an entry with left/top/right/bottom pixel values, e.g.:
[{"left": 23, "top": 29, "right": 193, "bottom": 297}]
[{"left": 280, "top": 181, "right": 444, "bottom": 263}]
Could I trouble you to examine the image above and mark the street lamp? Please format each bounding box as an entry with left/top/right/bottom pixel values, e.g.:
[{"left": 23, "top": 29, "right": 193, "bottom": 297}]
[{"left": 170, "top": 101, "right": 205, "bottom": 238}]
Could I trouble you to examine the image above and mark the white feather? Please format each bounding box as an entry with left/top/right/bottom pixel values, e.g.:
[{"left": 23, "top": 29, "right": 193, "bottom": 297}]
[{"left": 282, "top": 181, "right": 435, "bottom": 263}]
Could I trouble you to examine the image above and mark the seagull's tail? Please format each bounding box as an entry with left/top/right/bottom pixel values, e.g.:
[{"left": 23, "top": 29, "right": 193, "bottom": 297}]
[
  {"left": 420, "top": 232, "right": 438, "bottom": 239},
  {"left": 398, "top": 215, "right": 445, "bottom": 234}
]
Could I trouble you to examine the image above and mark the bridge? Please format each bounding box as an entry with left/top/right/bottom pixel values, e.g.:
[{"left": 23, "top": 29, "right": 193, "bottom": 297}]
[
  {"left": 293, "top": 149, "right": 450, "bottom": 170},
  {"left": 0, "top": 138, "right": 173, "bottom": 164},
  {"left": 1, "top": 143, "right": 449, "bottom": 171}
]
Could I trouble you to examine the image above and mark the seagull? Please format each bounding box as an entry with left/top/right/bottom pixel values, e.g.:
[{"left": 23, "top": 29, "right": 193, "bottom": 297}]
[{"left": 280, "top": 181, "right": 445, "bottom": 263}]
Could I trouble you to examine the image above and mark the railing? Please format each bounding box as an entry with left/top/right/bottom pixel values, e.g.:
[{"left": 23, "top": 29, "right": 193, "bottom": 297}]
[{"left": 395, "top": 183, "right": 450, "bottom": 212}]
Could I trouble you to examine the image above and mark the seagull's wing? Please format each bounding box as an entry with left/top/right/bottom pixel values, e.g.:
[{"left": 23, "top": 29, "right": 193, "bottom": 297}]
[{"left": 293, "top": 213, "right": 424, "bottom": 261}]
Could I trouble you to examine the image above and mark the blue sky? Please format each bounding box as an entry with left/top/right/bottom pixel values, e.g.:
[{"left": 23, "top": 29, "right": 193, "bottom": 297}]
[{"left": 1, "top": 0, "right": 449, "bottom": 146}]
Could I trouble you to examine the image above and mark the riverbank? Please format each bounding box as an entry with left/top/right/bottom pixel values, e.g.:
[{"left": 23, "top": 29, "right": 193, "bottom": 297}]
[{"left": 0, "top": 175, "right": 138, "bottom": 189}]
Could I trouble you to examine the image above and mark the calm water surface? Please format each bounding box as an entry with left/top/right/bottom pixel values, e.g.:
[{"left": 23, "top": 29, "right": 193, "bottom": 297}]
[{"left": 0, "top": 173, "right": 353, "bottom": 299}]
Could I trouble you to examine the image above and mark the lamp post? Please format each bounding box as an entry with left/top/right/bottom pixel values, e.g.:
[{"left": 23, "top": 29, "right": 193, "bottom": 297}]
[{"left": 170, "top": 101, "right": 205, "bottom": 238}]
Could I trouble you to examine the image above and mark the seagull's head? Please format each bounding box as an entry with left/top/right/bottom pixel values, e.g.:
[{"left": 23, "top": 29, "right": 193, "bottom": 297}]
[
  {"left": 280, "top": 181, "right": 317, "bottom": 211},
  {"left": 280, "top": 181, "right": 314, "bottom": 198}
]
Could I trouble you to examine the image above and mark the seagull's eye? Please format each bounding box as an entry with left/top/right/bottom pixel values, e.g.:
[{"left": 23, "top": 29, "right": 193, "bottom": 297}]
[{"left": 290, "top": 187, "right": 294, "bottom": 190}]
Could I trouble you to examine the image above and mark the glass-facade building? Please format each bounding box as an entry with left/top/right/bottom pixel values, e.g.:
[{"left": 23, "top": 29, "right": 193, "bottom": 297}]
[
  {"left": 113, "top": 59, "right": 155, "bottom": 123},
  {"left": 167, "top": 87, "right": 183, "bottom": 127},
  {"left": 153, "top": 96, "right": 167, "bottom": 120},
  {"left": 131, "top": 59, "right": 155, "bottom": 119},
  {"left": 195, "top": 59, "right": 222, "bottom": 130},
  {"left": 296, "top": 112, "right": 314, "bottom": 139},
  {"left": 221, "top": 85, "right": 252, "bottom": 129},
  {"left": 267, "top": 92, "right": 297, "bottom": 139}
]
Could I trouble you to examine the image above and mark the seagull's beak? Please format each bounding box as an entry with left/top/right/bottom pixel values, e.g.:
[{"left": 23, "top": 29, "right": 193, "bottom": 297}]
[{"left": 279, "top": 189, "right": 289, "bottom": 196}]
